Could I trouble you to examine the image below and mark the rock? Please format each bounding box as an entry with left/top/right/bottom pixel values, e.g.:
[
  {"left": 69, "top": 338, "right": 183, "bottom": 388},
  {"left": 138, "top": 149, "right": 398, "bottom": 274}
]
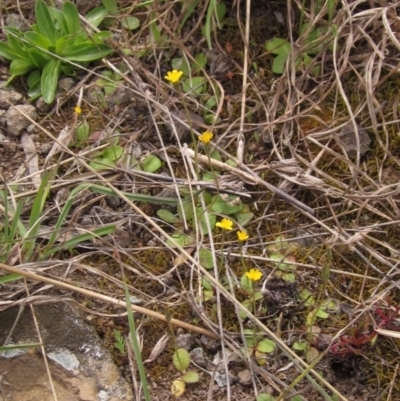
[
  {"left": 335, "top": 122, "right": 371, "bottom": 158},
  {"left": 0, "top": 303, "right": 133, "bottom": 401},
  {"left": 237, "top": 369, "right": 252, "bottom": 386},
  {"left": 58, "top": 77, "right": 75, "bottom": 93},
  {"left": 5, "top": 13, "right": 30, "bottom": 31},
  {"left": 0, "top": 89, "right": 23, "bottom": 109},
  {"left": 200, "top": 334, "right": 220, "bottom": 353},
  {"left": 175, "top": 333, "right": 195, "bottom": 350},
  {"left": 190, "top": 347, "right": 208, "bottom": 368},
  {"left": 6, "top": 105, "right": 37, "bottom": 136}
]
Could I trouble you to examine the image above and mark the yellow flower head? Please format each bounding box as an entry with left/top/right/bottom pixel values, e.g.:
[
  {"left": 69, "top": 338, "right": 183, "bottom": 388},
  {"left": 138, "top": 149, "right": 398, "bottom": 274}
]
[
  {"left": 245, "top": 268, "right": 263, "bottom": 282},
  {"left": 237, "top": 230, "right": 249, "bottom": 241},
  {"left": 165, "top": 69, "right": 183, "bottom": 83},
  {"left": 74, "top": 105, "right": 82, "bottom": 114},
  {"left": 199, "top": 131, "right": 213, "bottom": 144},
  {"left": 215, "top": 218, "right": 233, "bottom": 231}
]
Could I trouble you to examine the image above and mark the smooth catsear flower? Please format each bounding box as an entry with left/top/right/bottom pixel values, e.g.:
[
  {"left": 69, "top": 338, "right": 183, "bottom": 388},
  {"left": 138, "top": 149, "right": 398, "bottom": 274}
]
[
  {"left": 237, "top": 230, "right": 249, "bottom": 241},
  {"left": 215, "top": 218, "right": 233, "bottom": 231},
  {"left": 74, "top": 105, "right": 82, "bottom": 114},
  {"left": 245, "top": 268, "right": 263, "bottom": 282},
  {"left": 199, "top": 130, "right": 213, "bottom": 144},
  {"left": 165, "top": 69, "right": 183, "bottom": 83}
]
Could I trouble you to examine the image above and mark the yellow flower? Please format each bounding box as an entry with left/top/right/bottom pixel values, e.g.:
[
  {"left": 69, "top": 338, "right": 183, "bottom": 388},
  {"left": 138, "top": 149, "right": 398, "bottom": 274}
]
[
  {"left": 245, "top": 268, "right": 263, "bottom": 282},
  {"left": 165, "top": 69, "right": 183, "bottom": 83},
  {"left": 199, "top": 131, "right": 213, "bottom": 144},
  {"left": 215, "top": 218, "right": 233, "bottom": 231},
  {"left": 74, "top": 105, "right": 82, "bottom": 114},
  {"left": 237, "top": 230, "right": 249, "bottom": 241}
]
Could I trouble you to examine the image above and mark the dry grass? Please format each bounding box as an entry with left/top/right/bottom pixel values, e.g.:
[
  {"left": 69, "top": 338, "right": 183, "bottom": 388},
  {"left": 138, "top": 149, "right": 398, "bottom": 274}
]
[{"left": 1, "top": 1, "right": 400, "bottom": 400}]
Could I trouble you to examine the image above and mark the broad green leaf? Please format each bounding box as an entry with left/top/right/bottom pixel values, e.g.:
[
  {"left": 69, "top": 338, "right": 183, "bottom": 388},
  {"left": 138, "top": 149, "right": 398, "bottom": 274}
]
[
  {"left": 199, "top": 248, "right": 214, "bottom": 270},
  {"left": 210, "top": 194, "right": 242, "bottom": 214},
  {"left": 256, "top": 339, "right": 276, "bottom": 353},
  {"left": 55, "top": 36, "right": 75, "bottom": 55},
  {"left": 27, "top": 48, "right": 50, "bottom": 69},
  {"left": 48, "top": 7, "right": 68, "bottom": 35},
  {"left": 171, "top": 57, "right": 190, "bottom": 77},
  {"left": 166, "top": 232, "right": 194, "bottom": 247},
  {"left": 143, "top": 155, "right": 162, "bottom": 173},
  {"left": 265, "top": 37, "right": 291, "bottom": 55},
  {"left": 239, "top": 299, "right": 253, "bottom": 319},
  {"left": 24, "top": 31, "right": 52, "bottom": 50},
  {"left": 102, "top": 0, "right": 118, "bottom": 13},
  {"left": 35, "top": 0, "right": 58, "bottom": 44},
  {"left": 193, "top": 53, "right": 207, "bottom": 73},
  {"left": 305, "top": 346, "right": 319, "bottom": 363},
  {"left": 196, "top": 207, "right": 216, "bottom": 235},
  {"left": 0, "top": 42, "right": 22, "bottom": 61},
  {"left": 76, "top": 121, "right": 90, "bottom": 141},
  {"left": 240, "top": 273, "right": 253, "bottom": 295},
  {"left": 292, "top": 341, "right": 308, "bottom": 351},
  {"left": 63, "top": 1, "right": 81, "bottom": 35},
  {"left": 282, "top": 272, "right": 296, "bottom": 282},
  {"left": 210, "top": 149, "right": 222, "bottom": 162},
  {"left": 90, "top": 31, "right": 113, "bottom": 43},
  {"left": 121, "top": 16, "right": 140, "bottom": 30},
  {"left": 173, "top": 348, "right": 190, "bottom": 372},
  {"left": 177, "top": 199, "right": 195, "bottom": 221},
  {"left": 41, "top": 58, "right": 61, "bottom": 103},
  {"left": 235, "top": 211, "right": 254, "bottom": 226},
  {"left": 86, "top": 6, "right": 109, "bottom": 28},
  {"left": 205, "top": 95, "right": 217, "bottom": 109},
  {"left": 315, "top": 308, "right": 329, "bottom": 319},
  {"left": 257, "top": 394, "right": 275, "bottom": 401},
  {"left": 102, "top": 145, "right": 123, "bottom": 161},
  {"left": 202, "top": 277, "right": 212, "bottom": 290},
  {"left": 272, "top": 53, "right": 288, "bottom": 74},
  {"left": 181, "top": 371, "right": 199, "bottom": 383},
  {"left": 157, "top": 209, "right": 181, "bottom": 224},
  {"left": 182, "top": 77, "right": 205, "bottom": 96},
  {"left": 90, "top": 157, "right": 115, "bottom": 170},
  {"left": 62, "top": 43, "right": 113, "bottom": 62},
  {"left": 10, "top": 58, "right": 35, "bottom": 76},
  {"left": 299, "top": 289, "right": 315, "bottom": 306}
]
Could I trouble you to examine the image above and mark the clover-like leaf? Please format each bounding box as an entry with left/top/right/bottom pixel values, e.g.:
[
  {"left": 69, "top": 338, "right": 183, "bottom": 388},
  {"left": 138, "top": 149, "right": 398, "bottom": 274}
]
[
  {"left": 173, "top": 348, "right": 190, "bottom": 372},
  {"left": 181, "top": 370, "right": 199, "bottom": 383},
  {"left": 199, "top": 248, "right": 214, "bottom": 270},
  {"left": 256, "top": 339, "right": 276, "bottom": 354}
]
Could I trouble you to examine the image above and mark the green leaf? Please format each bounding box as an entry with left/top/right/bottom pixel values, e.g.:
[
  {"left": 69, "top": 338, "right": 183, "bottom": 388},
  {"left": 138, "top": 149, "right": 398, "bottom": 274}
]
[
  {"left": 35, "top": 0, "right": 58, "bottom": 44},
  {"left": 192, "top": 53, "right": 207, "bottom": 73},
  {"left": 182, "top": 77, "right": 205, "bottom": 96},
  {"left": 157, "top": 209, "right": 181, "bottom": 224},
  {"left": 235, "top": 211, "right": 254, "bottom": 226},
  {"left": 299, "top": 289, "right": 315, "bottom": 306},
  {"left": 166, "top": 232, "right": 194, "bottom": 247},
  {"left": 48, "top": 7, "right": 68, "bottom": 35},
  {"left": 0, "top": 274, "right": 23, "bottom": 284},
  {"left": 257, "top": 339, "right": 276, "bottom": 353},
  {"left": 315, "top": 308, "right": 329, "bottom": 319},
  {"left": 90, "top": 157, "right": 116, "bottom": 170},
  {"left": 102, "top": 0, "right": 118, "bottom": 13},
  {"left": 265, "top": 37, "right": 291, "bottom": 55},
  {"left": 177, "top": 199, "right": 195, "bottom": 221},
  {"left": 27, "top": 48, "right": 50, "bottom": 69},
  {"left": 239, "top": 299, "right": 253, "bottom": 319},
  {"left": 272, "top": 53, "right": 288, "bottom": 74},
  {"left": 86, "top": 6, "right": 109, "bottom": 28},
  {"left": 202, "top": 277, "right": 212, "bottom": 291},
  {"left": 143, "top": 155, "right": 162, "bottom": 173},
  {"left": 293, "top": 341, "right": 308, "bottom": 351},
  {"left": 173, "top": 348, "right": 190, "bottom": 372},
  {"left": 41, "top": 58, "right": 61, "bottom": 103},
  {"left": 121, "top": 16, "right": 140, "bottom": 30},
  {"left": 24, "top": 31, "right": 53, "bottom": 50},
  {"left": 196, "top": 207, "right": 216, "bottom": 235},
  {"left": 305, "top": 346, "right": 319, "bottom": 363},
  {"left": 199, "top": 248, "right": 214, "bottom": 270},
  {"left": 102, "top": 145, "right": 123, "bottom": 161},
  {"left": 282, "top": 272, "right": 296, "bottom": 282},
  {"left": 10, "top": 58, "right": 35, "bottom": 76},
  {"left": 0, "top": 42, "right": 23, "bottom": 61},
  {"left": 210, "top": 194, "right": 242, "bottom": 214},
  {"left": 181, "top": 371, "right": 199, "bottom": 384},
  {"left": 210, "top": 149, "right": 222, "bottom": 162},
  {"left": 76, "top": 121, "right": 90, "bottom": 141},
  {"left": 62, "top": 43, "right": 113, "bottom": 62},
  {"left": 171, "top": 57, "right": 190, "bottom": 77},
  {"left": 63, "top": 1, "right": 81, "bottom": 35},
  {"left": 257, "top": 394, "right": 275, "bottom": 401}
]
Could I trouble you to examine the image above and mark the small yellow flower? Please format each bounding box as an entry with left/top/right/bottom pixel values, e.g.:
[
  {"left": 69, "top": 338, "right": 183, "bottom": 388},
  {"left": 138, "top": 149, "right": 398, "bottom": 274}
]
[
  {"left": 245, "top": 268, "right": 263, "bottom": 282},
  {"left": 237, "top": 230, "right": 249, "bottom": 241},
  {"left": 165, "top": 69, "right": 183, "bottom": 83},
  {"left": 74, "top": 105, "right": 82, "bottom": 114},
  {"left": 199, "top": 131, "right": 213, "bottom": 144},
  {"left": 215, "top": 218, "right": 233, "bottom": 231}
]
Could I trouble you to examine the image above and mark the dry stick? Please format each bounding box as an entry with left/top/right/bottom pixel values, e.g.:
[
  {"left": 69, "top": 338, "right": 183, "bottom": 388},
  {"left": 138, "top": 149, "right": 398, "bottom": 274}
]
[
  {"left": 0, "top": 262, "right": 218, "bottom": 339},
  {"left": 184, "top": 148, "right": 315, "bottom": 215}
]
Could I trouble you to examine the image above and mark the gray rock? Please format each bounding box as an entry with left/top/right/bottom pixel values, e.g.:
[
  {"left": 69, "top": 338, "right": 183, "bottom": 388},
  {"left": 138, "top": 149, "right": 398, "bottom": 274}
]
[
  {"left": 6, "top": 105, "right": 37, "bottom": 136},
  {"left": 190, "top": 347, "right": 208, "bottom": 368},
  {"left": 336, "top": 122, "right": 371, "bottom": 158},
  {"left": 0, "top": 303, "right": 133, "bottom": 401},
  {"left": 5, "top": 13, "right": 30, "bottom": 31},
  {"left": 176, "top": 333, "right": 195, "bottom": 350},
  {"left": 0, "top": 89, "right": 23, "bottom": 109},
  {"left": 200, "top": 334, "right": 220, "bottom": 352}
]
